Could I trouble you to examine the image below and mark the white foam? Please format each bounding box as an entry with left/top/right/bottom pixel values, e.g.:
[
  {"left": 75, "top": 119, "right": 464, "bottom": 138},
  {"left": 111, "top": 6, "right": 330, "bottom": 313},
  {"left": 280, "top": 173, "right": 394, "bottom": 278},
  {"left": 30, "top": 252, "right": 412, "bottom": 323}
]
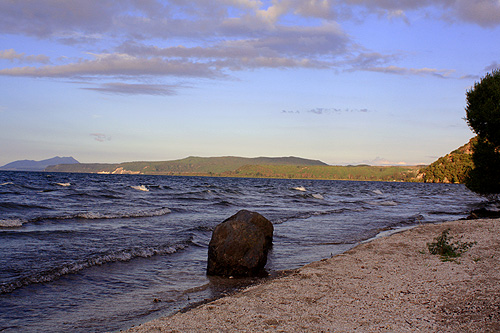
[
  {"left": 74, "top": 207, "right": 171, "bottom": 220},
  {"left": 131, "top": 185, "right": 149, "bottom": 192},
  {"left": 366, "top": 200, "right": 398, "bottom": 206},
  {"left": 0, "top": 182, "right": 14, "bottom": 186},
  {"left": 76, "top": 212, "right": 103, "bottom": 219},
  {"left": 56, "top": 182, "right": 71, "bottom": 187},
  {"left": 372, "top": 189, "right": 383, "bottom": 195},
  {"left": 0, "top": 219, "right": 24, "bottom": 228},
  {"left": 380, "top": 200, "right": 398, "bottom": 206},
  {"left": 312, "top": 193, "right": 324, "bottom": 200},
  {"left": 292, "top": 186, "right": 307, "bottom": 192}
]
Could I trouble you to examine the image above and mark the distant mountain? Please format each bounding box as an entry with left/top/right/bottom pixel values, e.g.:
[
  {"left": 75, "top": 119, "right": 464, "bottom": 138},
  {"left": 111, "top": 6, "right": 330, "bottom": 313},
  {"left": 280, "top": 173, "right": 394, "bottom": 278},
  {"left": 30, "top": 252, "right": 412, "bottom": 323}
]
[
  {"left": 0, "top": 156, "right": 79, "bottom": 171},
  {"left": 45, "top": 156, "right": 328, "bottom": 174},
  {"left": 44, "top": 156, "right": 421, "bottom": 182}
]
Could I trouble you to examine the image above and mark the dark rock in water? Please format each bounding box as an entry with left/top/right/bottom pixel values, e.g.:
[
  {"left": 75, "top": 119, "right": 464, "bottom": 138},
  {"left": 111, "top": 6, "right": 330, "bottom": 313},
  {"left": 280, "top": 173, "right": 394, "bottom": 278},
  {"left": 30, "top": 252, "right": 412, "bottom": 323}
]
[{"left": 207, "top": 210, "right": 273, "bottom": 277}]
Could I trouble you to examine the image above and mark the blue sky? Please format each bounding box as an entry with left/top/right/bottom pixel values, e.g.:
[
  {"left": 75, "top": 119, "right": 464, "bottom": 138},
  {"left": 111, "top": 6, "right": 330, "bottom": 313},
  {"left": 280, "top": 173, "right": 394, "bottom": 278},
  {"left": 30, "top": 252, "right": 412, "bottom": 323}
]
[{"left": 1, "top": 0, "right": 499, "bottom": 166}]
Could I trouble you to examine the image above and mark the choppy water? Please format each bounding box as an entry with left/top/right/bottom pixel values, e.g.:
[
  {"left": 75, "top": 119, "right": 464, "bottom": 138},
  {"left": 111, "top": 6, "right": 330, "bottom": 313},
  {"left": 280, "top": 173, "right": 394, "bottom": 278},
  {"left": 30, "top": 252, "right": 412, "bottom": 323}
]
[{"left": 0, "top": 171, "right": 484, "bottom": 332}]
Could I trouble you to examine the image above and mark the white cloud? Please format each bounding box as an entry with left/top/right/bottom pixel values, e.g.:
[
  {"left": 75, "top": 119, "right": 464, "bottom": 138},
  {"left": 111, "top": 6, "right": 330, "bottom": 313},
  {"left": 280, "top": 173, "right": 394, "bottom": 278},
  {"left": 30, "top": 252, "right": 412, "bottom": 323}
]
[
  {"left": 91, "top": 133, "right": 111, "bottom": 142},
  {"left": 361, "top": 65, "right": 455, "bottom": 78},
  {"left": 361, "top": 157, "right": 409, "bottom": 166},
  {"left": 282, "top": 107, "right": 370, "bottom": 114},
  {"left": 0, "top": 53, "right": 218, "bottom": 78},
  {"left": 341, "top": 0, "right": 500, "bottom": 26},
  {"left": 484, "top": 61, "right": 500, "bottom": 72},
  {"left": 0, "top": 49, "right": 50, "bottom": 63},
  {"left": 454, "top": 0, "right": 500, "bottom": 27},
  {"left": 0, "top": 0, "right": 492, "bottom": 96},
  {"left": 0, "top": 1, "right": 498, "bottom": 43},
  {"left": 82, "top": 82, "right": 182, "bottom": 95}
]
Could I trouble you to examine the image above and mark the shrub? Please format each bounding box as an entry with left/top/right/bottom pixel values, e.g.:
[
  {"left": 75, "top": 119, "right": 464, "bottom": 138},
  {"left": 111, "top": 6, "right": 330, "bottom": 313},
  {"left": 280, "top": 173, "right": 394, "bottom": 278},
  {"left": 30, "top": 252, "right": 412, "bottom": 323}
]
[{"left": 427, "top": 228, "right": 476, "bottom": 261}]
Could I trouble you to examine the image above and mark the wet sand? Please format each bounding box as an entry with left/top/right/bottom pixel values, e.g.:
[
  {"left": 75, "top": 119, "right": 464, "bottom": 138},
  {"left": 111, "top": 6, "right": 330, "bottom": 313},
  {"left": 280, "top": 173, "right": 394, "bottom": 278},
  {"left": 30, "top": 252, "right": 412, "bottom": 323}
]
[{"left": 127, "top": 218, "right": 500, "bottom": 332}]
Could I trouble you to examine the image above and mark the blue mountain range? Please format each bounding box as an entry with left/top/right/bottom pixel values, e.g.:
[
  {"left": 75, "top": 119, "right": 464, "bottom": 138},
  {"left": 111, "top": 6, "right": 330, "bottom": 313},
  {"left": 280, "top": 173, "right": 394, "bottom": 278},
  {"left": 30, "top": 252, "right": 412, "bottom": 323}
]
[{"left": 0, "top": 156, "right": 79, "bottom": 171}]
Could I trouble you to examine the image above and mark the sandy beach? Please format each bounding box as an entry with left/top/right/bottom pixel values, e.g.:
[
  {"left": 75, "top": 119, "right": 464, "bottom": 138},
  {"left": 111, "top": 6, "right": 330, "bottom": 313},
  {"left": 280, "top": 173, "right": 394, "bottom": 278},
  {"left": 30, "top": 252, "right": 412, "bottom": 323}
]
[{"left": 127, "top": 218, "right": 500, "bottom": 332}]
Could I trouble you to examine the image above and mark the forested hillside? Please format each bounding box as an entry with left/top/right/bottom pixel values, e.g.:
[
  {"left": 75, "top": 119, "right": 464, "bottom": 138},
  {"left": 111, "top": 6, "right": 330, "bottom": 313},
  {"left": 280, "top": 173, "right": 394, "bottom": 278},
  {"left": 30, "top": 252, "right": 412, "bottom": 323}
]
[
  {"left": 416, "top": 138, "right": 475, "bottom": 184},
  {"left": 45, "top": 156, "right": 419, "bottom": 181}
]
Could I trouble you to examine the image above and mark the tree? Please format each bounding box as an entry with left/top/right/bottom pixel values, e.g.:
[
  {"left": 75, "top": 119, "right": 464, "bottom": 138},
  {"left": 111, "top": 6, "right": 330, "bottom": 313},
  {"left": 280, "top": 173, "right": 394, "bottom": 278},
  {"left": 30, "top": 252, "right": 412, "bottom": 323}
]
[
  {"left": 465, "top": 69, "right": 500, "bottom": 195},
  {"left": 465, "top": 137, "right": 500, "bottom": 195}
]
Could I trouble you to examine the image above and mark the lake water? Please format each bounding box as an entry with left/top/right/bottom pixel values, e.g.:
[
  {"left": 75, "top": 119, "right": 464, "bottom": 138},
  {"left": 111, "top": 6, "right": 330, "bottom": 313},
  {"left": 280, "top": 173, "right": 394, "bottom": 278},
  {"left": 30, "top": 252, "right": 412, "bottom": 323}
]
[{"left": 0, "top": 171, "right": 484, "bottom": 332}]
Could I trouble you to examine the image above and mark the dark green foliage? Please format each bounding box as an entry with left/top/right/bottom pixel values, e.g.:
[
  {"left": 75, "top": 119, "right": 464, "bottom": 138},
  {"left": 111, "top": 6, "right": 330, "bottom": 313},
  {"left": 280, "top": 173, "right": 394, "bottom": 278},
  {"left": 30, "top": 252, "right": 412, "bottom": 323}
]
[
  {"left": 465, "top": 137, "right": 500, "bottom": 195},
  {"left": 46, "top": 156, "right": 327, "bottom": 174},
  {"left": 227, "top": 164, "right": 420, "bottom": 181},
  {"left": 465, "top": 69, "right": 500, "bottom": 195},
  {"left": 466, "top": 69, "right": 500, "bottom": 147},
  {"left": 417, "top": 138, "right": 474, "bottom": 184},
  {"left": 427, "top": 228, "right": 476, "bottom": 261}
]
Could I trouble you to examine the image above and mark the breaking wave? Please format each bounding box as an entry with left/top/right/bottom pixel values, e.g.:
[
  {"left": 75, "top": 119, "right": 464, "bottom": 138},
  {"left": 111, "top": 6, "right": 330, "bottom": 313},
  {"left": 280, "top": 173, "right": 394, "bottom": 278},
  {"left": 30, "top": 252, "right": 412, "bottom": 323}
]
[
  {"left": 0, "top": 240, "right": 191, "bottom": 294},
  {"left": 273, "top": 208, "right": 357, "bottom": 224},
  {"left": 69, "top": 207, "right": 171, "bottom": 220},
  {"left": 131, "top": 185, "right": 149, "bottom": 192},
  {"left": 0, "top": 219, "right": 25, "bottom": 228},
  {"left": 0, "top": 207, "right": 172, "bottom": 228}
]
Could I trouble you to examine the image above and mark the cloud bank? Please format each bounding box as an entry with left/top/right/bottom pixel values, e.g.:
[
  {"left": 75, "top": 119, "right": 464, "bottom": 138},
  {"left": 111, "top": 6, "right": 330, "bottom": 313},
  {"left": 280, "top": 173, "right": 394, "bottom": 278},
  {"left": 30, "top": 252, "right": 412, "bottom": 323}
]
[
  {"left": 282, "top": 107, "right": 370, "bottom": 114},
  {"left": 0, "top": 0, "right": 498, "bottom": 95}
]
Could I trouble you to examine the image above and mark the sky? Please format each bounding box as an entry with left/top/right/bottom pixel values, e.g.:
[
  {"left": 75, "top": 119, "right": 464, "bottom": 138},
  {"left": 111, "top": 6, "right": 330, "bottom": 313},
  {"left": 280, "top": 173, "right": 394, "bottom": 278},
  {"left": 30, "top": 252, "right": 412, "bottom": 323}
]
[{"left": 1, "top": 0, "right": 499, "bottom": 167}]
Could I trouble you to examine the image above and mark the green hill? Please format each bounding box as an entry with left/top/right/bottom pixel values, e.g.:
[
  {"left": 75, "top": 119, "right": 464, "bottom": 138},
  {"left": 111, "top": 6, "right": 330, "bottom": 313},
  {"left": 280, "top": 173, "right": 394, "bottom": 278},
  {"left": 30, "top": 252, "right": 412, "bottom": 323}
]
[
  {"left": 43, "top": 141, "right": 481, "bottom": 183},
  {"left": 45, "top": 156, "right": 327, "bottom": 175},
  {"left": 415, "top": 138, "right": 475, "bottom": 184},
  {"left": 45, "top": 155, "right": 420, "bottom": 181},
  {"left": 222, "top": 164, "right": 420, "bottom": 181}
]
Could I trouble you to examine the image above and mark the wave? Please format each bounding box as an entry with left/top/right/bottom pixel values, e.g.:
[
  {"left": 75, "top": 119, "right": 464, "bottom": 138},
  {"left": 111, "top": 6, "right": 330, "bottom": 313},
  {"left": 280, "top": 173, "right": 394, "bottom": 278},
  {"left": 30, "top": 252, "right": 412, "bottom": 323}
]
[
  {"left": 188, "top": 225, "right": 215, "bottom": 232},
  {"left": 0, "top": 219, "right": 25, "bottom": 228},
  {"left": 0, "top": 182, "right": 14, "bottom": 186},
  {"left": 212, "top": 200, "right": 234, "bottom": 207},
  {"left": 0, "top": 202, "right": 52, "bottom": 210},
  {"left": 399, "top": 214, "right": 424, "bottom": 225},
  {"left": 0, "top": 207, "right": 172, "bottom": 228},
  {"left": 0, "top": 240, "right": 191, "bottom": 294},
  {"left": 289, "top": 192, "right": 326, "bottom": 201},
  {"left": 65, "top": 192, "right": 123, "bottom": 200},
  {"left": 365, "top": 200, "right": 398, "bottom": 206},
  {"left": 131, "top": 185, "right": 149, "bottom": 192},
  {"left": 273, "top": 208, "right": 355, "bottom": 224},
  {"left": 69, "top": 207, "right": 172, "bottom": 220},
  {"left": 55, "top": 182, "right": 71, "bottom": 187},
  {"left": 292, "top": 186, "right": 307, "bottom": 192}
]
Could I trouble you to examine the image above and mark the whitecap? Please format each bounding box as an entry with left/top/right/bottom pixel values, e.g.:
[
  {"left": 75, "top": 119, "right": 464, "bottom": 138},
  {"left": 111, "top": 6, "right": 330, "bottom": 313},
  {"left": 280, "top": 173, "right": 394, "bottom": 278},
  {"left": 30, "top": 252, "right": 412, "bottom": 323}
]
[
  {"left": 366, "top": 200, "right": 398, "bottom": 206},
  {"left": 73, "top": 207, "right": 171, "bottom": 220},
  {"left": 0, "top": 241, "right": 187, "bottom": 294},
  {"left": 0, "top": 182, "right": 14, "bottom": 186},
  {"left": 292, "top": 186, "right": 307, "bottom": 192},
  {"left": 372, "top": 189, "right": 383, "bottom": 195},
  {"left": 56, "top": 182, "right": 71, "bottom": 187},
  {"left": 0, "top": 219, "right": 24, "bottom": 228},
  {"left": 380, "top": 200, "right": 398, "bottom": 206},
  {"left": 76, "top": 212, "right": 104, "bottom": 219},
  {"left": 312, "top": 193, "right": 324, "bottom": 200},
  {"left": 131, "top": 185, "right": 149, "bottom": 192}
]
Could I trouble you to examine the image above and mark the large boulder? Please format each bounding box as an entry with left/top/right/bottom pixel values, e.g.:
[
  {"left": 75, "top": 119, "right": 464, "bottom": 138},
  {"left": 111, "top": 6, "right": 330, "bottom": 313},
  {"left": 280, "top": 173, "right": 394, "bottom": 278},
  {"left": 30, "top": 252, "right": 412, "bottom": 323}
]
[{"left": 207, "top": 210, "right": 273, "bottom": 277}]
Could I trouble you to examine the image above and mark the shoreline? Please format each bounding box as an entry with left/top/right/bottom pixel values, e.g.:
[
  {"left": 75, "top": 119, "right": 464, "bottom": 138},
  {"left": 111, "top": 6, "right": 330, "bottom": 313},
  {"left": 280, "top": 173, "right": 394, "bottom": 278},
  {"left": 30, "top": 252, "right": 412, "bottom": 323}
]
[{"left": 127, "top": 218, "right": 500, "bottom": 332}]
